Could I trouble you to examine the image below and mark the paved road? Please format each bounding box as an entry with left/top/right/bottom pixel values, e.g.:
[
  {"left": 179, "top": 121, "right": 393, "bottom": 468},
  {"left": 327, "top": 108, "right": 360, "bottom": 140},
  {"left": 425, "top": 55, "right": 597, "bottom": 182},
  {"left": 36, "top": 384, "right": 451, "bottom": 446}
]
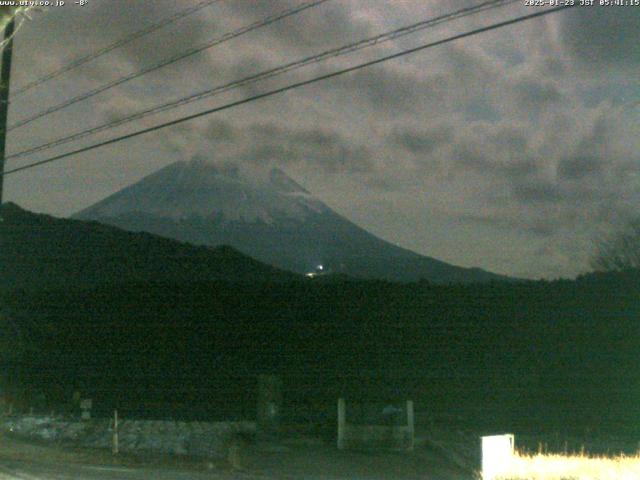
[
  {"left": 0, "top": 433, "right": 473, "bottom": 480},
  {"left": 0, "top": 453, "right": 471, "bottom": 480},
  {"left": 0, "top": 459, "right": 261, "bottom": 480}
]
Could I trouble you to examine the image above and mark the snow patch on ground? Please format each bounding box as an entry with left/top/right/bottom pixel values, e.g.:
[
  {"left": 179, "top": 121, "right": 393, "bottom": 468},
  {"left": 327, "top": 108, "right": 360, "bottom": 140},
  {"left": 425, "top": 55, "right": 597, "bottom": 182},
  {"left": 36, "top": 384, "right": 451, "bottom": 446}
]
[{"left": 0, "top": 415, "right": 256, "bottom": 459}]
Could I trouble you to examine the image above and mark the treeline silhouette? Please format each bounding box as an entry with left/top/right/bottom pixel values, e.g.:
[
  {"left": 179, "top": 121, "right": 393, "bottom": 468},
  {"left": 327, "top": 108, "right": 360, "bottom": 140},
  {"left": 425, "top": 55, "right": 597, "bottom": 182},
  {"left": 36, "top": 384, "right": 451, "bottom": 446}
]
[{"left": 4, "top": 271, "right": 639, "bottom": 434}]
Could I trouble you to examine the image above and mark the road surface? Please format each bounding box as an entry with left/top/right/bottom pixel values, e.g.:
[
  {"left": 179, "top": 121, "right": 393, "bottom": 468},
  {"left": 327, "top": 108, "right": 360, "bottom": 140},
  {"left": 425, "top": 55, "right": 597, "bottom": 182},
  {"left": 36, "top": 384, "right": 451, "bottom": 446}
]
[{"left": 0, "top": 432, "right": 474, "bottom": 479}]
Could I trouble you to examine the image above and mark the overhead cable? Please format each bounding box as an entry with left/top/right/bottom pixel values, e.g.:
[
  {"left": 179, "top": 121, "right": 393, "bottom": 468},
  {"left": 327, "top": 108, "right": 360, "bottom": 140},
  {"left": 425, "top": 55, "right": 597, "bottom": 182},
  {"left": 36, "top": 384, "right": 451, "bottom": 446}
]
[
  {"left": 7, "top": 0, "right": 517, "bottom": 162},
  {"left": 7, "top": 0, "right": 330, "bottom": 131},
  {"left": 1, "top": 5, "right": 574, "bottom": 177},
  {"left": 12, "top": 0, "right": 223, "bottom": 97}
]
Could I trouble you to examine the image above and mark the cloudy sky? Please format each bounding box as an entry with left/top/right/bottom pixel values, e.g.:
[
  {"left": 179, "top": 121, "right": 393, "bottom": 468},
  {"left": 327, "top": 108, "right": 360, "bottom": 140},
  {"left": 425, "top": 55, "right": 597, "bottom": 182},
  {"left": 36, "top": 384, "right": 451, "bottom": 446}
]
[{"left": 3, "top": 0, "right": 639, "bottom": 279}]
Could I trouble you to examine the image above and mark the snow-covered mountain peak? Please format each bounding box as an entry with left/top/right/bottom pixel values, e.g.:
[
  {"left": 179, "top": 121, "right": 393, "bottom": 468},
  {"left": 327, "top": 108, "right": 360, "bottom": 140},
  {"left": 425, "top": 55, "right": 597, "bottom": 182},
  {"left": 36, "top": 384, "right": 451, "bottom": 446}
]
[
  {"left": 76, "top": 159, "right": 327, "bottom": 224},
  {"left": 268, "top": 168, "right": 309, "bottom": 194}
]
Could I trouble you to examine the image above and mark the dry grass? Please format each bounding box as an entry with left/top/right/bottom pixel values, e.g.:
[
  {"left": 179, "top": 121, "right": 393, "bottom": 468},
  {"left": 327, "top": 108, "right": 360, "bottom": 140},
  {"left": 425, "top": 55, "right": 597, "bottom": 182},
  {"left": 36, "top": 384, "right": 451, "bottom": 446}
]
[{"left": 498, "top": 450, "right": 640, "bottom": 480}]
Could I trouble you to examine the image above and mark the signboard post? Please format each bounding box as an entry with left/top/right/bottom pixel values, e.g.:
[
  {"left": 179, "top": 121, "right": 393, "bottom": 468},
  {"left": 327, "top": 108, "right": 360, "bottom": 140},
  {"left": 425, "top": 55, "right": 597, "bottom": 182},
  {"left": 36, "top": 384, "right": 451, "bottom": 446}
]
[{"left": 80, "top": 398, "right": 92, "bottom": 420}]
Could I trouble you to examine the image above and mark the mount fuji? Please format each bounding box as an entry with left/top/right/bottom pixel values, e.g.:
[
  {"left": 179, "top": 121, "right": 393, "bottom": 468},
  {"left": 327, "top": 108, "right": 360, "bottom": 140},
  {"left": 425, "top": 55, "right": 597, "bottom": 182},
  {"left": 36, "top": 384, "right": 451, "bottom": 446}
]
[{"left": 74, "top": 160, "right": 506, "bottom": 283}]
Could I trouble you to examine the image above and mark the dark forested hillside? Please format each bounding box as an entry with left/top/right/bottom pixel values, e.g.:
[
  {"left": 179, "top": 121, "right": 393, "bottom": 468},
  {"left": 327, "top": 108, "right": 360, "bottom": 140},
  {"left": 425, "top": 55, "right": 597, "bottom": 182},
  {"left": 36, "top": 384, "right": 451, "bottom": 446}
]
[
  {"left": 2, "top": 202, "right": 638, "bottom": 434},
  {"left": 4, "top": 270, "right": 639, "bottom": 434},
  {"left": 0, "top": 202, "right": 298, "bottom": 291}
]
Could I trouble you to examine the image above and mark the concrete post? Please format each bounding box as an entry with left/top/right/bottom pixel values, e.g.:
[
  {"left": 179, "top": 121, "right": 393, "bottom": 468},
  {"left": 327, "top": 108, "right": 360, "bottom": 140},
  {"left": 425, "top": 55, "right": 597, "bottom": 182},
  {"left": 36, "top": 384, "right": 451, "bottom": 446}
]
[
  {"left": 256, "top": 374, "right": 282, "bottom": 434},
  {"left": 112, "top": 410, "right": 119, "bottom": 455},
  {"left": 406, "top": 400, "right": 414, "bottom": 451},
  {"left": 337, "top": 398, "right": 346, "bottom": 450}
]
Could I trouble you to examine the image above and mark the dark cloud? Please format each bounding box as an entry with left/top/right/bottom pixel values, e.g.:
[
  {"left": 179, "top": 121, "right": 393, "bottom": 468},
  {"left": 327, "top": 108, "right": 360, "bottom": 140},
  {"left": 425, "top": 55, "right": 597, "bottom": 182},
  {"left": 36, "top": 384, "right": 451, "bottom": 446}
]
[
  {"left": 38, "top": 1, "right": 213, "bottom": 77},
  {"left": 244, "top": 144, "right": 288, "bottom": 163},
  {"left": 541, "top": 57, "right": 567, "bottom": 78},
  {"left": 91, "top": 0, "right": 213, "bottom": 66},
  {"left": 390, "top": 125, "right": 453, "bottom": 156},
  {"left": 206, "top": 119, "right": 238, "bottom": 142},
  {"left": 237, "top": 123, "right": 373, "bottom": 173},
  {"left": 450, "top": 126, "right": 539, "bottom": 180},
  {"left": 226, "top": 0, "right": 372, "bottom": 52},
  {"left": 459, "top": 213, "right": 557, "bottom": 238},
  {"left": 455, "top": 148, "right": 538, "bottom": 180},
  {"left": 453, "top": 142, "right": 491, "bottom": 171},
  {"left": 491, "top": 127, "right": 528, "bottom": 154},
  {"left": 159, "top": 118, "right": 240, "bottom": 157},
  {"left": 10, "top": 0, "right": 218, "bottom": 107},
  {"left": 503, "top": 157, "right": 540, "bottom": 180},
  {"left": 513, "top": 182, "right": 563, "bottom": 204},
  {"left": 337, "top": 65, "right": 437, "bottom": 113},
  {"left": 362, "top": 175, "right": 399, "bottom": 192},
  {"left": 557, "top": 115, "right": 611, "bottom": 180},
  {"left": 513, "top": 79, "right": 563, "bottom": 112},
  {"left": 290, "top": 129, "right": 340, "bottom": 147},
  {"left": 527, "top": 221, "right": 557, "bottom": 237},
  {"left": 557, "top": 154, "right": 603, "bottom": 180},
  {"left": 560, "top": 6, "right": 640, "bottom": 69},
  {"left": 222, "top": 55, "right": 273, "bottom": 98}
]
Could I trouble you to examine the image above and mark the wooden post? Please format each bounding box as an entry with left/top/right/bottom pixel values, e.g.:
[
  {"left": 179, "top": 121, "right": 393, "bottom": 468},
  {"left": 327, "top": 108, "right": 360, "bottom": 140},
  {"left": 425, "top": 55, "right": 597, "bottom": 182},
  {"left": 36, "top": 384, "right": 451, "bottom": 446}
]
[
  {"left": 406, "top": 400, "right": 414, "bottom": 451},
  {"left": 337, "top": 398, "right": 346, "bottom": 450},
  {"left": 112, "top": 410, "right": 119, "bottom": 455}
]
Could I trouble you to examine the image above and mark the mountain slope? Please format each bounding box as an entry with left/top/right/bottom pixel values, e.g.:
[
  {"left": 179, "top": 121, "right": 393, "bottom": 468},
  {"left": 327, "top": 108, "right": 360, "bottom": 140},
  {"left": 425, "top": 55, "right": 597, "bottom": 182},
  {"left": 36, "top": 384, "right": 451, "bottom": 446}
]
[
  {"left": 75, "top": 160, "right": 508, "bottom": 283},
  {"left": 0, "top": 202, "right": 297, "bottom": 291}
]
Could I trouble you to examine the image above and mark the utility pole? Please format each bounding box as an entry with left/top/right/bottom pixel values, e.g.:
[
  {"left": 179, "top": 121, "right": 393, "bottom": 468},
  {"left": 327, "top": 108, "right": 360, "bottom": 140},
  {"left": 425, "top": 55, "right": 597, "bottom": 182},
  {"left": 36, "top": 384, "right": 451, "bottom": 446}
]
[{"left": 0, "top": 18, "right": 15, "bottom": 204}]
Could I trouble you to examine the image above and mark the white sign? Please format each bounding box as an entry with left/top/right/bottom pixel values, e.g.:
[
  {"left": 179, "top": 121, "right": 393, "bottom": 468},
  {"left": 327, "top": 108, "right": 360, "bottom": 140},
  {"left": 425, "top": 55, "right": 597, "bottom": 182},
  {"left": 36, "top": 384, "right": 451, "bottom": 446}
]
[{"left": 482, "top": 434, "right": 514, "bottom": 480}]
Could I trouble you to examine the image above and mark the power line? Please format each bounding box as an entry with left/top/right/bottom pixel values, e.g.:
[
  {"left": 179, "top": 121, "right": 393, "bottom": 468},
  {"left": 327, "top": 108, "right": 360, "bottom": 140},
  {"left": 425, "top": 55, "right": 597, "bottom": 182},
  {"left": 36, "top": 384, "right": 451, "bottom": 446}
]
[
  {"left": 6, "top": 0, "right": 518, "bottom": 162},
  {"left": 6, "top": 0, "right": 330, "bottom": 132},
  {"left": 1, "top": 5, "right": 574, "bottom": 178},
  {"left": 11, "top": 0, "right": 223, "bottom": 98}
]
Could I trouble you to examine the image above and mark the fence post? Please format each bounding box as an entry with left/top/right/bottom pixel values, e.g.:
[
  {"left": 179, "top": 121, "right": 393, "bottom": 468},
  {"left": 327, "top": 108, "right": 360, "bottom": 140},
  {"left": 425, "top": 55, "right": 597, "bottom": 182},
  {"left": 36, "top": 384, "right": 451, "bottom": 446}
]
[
  {"left": 337, "top": 398, "right": 346, "bottom": 450},
  {"left": 112, "top": 410, "right": 119, "bottom": 455},
  {"left": 406, "top": 400, "right": 414, "bottom": 451}
]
